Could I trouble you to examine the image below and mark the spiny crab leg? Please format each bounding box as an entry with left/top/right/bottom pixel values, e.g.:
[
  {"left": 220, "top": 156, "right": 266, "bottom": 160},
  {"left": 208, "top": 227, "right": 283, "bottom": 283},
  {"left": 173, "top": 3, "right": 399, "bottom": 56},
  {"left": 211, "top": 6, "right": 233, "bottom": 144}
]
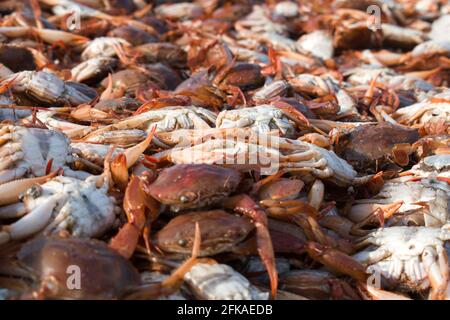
[
  {"left": 221, "top": 194, "right": 278, "bottom": 298},
  {"left": 0, "top": 169, "right": 59, "bottom": 206},
  {"left": 123, "top": 222, "right": 201, "bottom": 299},
  {"left": 109, "top": 175, "right": 160, "bottom": 259}
]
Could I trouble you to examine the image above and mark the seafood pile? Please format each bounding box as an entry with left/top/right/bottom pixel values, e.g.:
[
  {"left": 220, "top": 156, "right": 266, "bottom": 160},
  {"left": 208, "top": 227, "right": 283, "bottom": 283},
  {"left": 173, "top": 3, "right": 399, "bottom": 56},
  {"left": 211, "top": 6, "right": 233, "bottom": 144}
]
[{"left": 0, "top": 0, "right": 449, "bottom": 300}]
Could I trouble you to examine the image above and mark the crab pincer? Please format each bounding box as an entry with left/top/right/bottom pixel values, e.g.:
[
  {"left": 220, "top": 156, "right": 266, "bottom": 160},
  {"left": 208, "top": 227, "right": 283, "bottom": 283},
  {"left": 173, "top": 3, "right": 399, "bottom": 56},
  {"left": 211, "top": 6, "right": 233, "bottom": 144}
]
[
  {"left": 110, "top": 125, "right": 157, "bottom": 190},
  {"left": 109, "top": 175, "right": 160, "bottom": 259}
]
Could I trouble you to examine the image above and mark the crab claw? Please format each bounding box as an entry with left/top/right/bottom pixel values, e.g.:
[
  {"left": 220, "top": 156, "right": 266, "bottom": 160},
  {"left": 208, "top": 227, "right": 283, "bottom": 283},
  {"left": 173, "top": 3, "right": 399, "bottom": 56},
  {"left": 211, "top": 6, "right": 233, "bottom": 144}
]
[
  {"left": 0, "top": 169, "right": 60, "bottom": 206},
  {"left": 305, "top": 242, "right": 368, "bottom": 282},
  {"left": 270, "top": 100, "right": 311, "bottom": 128},
  {"left": 222, "top": 194, "right": 278, "bottom": 298},
  {"left": 109, "top": 175, "right": 160, "bottom": 259},
  {"left": 392, "top": 143, "right": 412, "bottom": 167},
  {"left": 111, "top": 154, "right": 128, "bottom": 191},
  {"left": 124, "top": 125, "right": 156, "bottom": 168},
  {"left": 110, "top": 126, "right": 156, "bottom": 188}
]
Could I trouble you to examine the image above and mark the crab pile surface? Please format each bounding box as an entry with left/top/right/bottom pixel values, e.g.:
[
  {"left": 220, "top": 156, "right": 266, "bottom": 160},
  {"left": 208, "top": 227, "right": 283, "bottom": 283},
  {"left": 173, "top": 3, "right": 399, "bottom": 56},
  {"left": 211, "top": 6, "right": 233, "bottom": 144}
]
[{"left": 0, "top": 0, "right": 449, "bottom": 300}]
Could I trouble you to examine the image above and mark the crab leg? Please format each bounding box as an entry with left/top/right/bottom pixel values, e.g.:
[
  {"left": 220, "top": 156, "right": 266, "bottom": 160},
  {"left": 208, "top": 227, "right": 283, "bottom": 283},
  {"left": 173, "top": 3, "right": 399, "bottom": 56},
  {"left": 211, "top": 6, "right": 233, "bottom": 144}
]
[
  {"left": 0, "top": 203, "right": 28, "bottom": 219},
  {"left": 305, "top": 242, "right": 368, "bottom": 282},
  {"left": 352, "top": 247, "right": 391, "bottom": 265},
  {"left": 0, "top": 27, "right": 89, "bottom": 46},
  {"left": 0, "top": 196, "right": 59, "bottom": 245},
  {"left": 0, "top": 152, "right": 24, "bottom": 170},
  {"left": 0, "top": 168, "right": 28, "bottom": 184},
  {"left": 0, "top": 170, "right": 59, "bottom": 206},
  {"left": 359, "top": 284, "right": 412, "bottom": 300},
  {"left": 348, "top": 201, "right": 404, "bottom": 223},
  {"left": 222, "top": 194, "right": 278, "bottom": 298},
  {"left": 308, "top": 179, "right": 324, "bottom": 210},
  {"left": 423, "top": 246, "right": 449, "bottom": 300}
]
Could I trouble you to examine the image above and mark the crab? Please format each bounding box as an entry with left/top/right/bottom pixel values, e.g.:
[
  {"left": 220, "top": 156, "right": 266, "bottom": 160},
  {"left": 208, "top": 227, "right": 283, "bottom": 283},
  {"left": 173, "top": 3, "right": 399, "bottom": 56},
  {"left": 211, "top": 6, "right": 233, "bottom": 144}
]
[
  {"left": 353, "top": 226, "right": 450, "bottom": 299},
  {"left": 0, "top": 125, "right": 89, "bottom": 183},
  {"left": 406, "top": 154, "right": 450, "bottom": 181},
  {"left": 70, "top": 57, "right": 118, "bottom": 84},
  {"left": 215, "top": 104, "right": 298, "bottom": 137},
  {"left": 81, "top": 37, "right": 131, "bottom": 60},
  {"left": 184, "top": 262, "right": 269, "bottom": 300},
  {"left": 139, "top": 164, "right": 277, "bottom": 296},
  {"left": 154, "top": 209, "right": 255, "bottom": 256},
  {"left": 349, "top": 176, "right": 450, "bottom": 228},
  {"left": 252, "top": 80, "right": 291, "bottom": 103},
  {"left": 0, "top": 71, "right": 95, "bottom": 107},
  {"left": 80, "top": 106, "right": 217, "bottom": 147},
  {"left": 234, "top": 5, "right": 288, "bottom": 37},
  {"left": 0, "top": 233, "right": 201, "bottom": 300},
  {"left": 233, "top": 5, "right": 305, "bottom": 53},
  {"left": 393, "top": 98, "right": 450, "bottom": 126},
  {"left": 6, "top": 236, "right": 140, "bottom": 299},
  {"left": 0, "top": 171, "right": 119, "bottom": 245},
  {"left": 152, "top": 128, "right": 371, "bottom": 186},
  {"left": 288, "top": 74, "right": 338, "bottom": 98},
  {"left": 334, "top": 122, "right": 420, "bottom": 171}
]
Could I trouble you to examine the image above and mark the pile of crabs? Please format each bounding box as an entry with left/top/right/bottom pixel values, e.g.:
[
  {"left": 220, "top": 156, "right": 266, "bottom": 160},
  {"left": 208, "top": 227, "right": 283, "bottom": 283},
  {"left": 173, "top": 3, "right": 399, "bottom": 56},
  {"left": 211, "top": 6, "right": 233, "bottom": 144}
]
[{"left": 0, "top": 0, "right": 448, "bottom": 300}]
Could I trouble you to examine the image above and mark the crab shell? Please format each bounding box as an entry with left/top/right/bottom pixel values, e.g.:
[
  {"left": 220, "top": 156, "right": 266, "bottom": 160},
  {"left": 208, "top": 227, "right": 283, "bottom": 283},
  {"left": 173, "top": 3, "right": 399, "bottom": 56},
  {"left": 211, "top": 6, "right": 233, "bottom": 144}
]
[
  {"left": 143, "top": 164, "right": 242, "bottom": 212},
  {"left": 154, "top": 210, "right": 254, "bottom": 255},
  {"left": 17, "top": 236, "right": 140, "bottom": 299},
  {"left": 0, "top": 125, "right": 88, "bottom": 183}
]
